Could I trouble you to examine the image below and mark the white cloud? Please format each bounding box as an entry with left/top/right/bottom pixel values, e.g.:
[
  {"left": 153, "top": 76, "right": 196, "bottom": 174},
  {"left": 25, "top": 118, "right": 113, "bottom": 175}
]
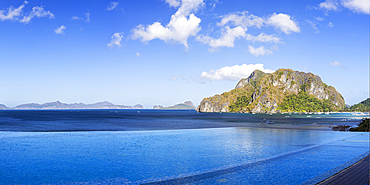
[
  {"left": 71, "top": 12, "right": 90, "bottom": 22},
  {"left": 54, "top": 25, "right": 66, "bottom": 35},
  {"left": 217, "top": 11, "right": 265, "bottom": 28},
  {"left": 317, "top": 0, "right": 369, "bottom": 14},
  {"left": 341, "top": 0, "right": 370, "bottom": 14},
  {"left": 85, "top": 12, "right": 90, "bottom": 22},
  {"left": 329, "top": 60, "right": 342, "bottom": 66},
  {"left": 71, "top": 16, "right": 80, "bottom": 20},
  {"left": 196, "top": 26, "right": 247, "bottom": 48},
  {"left": 136, "top": 52, "right": 141, "bottom": 57},
  {"left": 20, "top": 6, "right": 54, "bottom": 24},
  {"left": 364, "top": 90, "right": 368, "bottom": 94},
  {"left": 0, "top": 1, "right": 54, "bottom": 24},
  {"left": 132, "top": 0, "right": 204, "bottom": 49},
  {"left": 306, "top": 20, "right": 319, "bottom": 33},
  {"left": 0, "top": 1, "right": 27, "bottom": 21},
  {"left": 319, "top": 0, "right": 340, "bottom": 11},
  {"left": 107, "top": 2, "right": 119, "bottom": 11},
  {"left": 197, "top": 29, "right": 282, "bottom": 50},
  {"left": 108, "top": 32, "right": 124, "bottom": 47},
  {"left": 266, "top": 13, "right": 300, "bottom": 34},
  {"left": 164, "top": 0, "right": 181, "bottom": 7},
  {"left": 248, "top": 46, "right": 273, "bottom": 57},
  {"left": 200, "top": 63, "right": 274, "bottom": 81},
  {"left": 245, "top": 33, "right": 282, "bottom": 43},
  {"left": 328, "top": 22, "right": 334, "bottom": 27},
  {"left": 217, "top": 12, "right": 300, "bottom": 34},
  {"left": 315, "top": 16, "right": 325, "bottom": 21}
]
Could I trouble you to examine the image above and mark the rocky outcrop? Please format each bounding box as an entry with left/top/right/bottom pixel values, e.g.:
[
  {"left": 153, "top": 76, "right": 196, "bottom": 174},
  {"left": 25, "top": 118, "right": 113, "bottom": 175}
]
[
  {"left": 197, "top": 68, "right": 345, "bottom": 113},
  {"left": 197, "top": 100, "right": 229, "bottom": 112}
]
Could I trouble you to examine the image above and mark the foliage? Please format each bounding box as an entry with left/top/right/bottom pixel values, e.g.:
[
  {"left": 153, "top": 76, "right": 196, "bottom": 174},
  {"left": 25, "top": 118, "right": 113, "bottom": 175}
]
[
  {"left": 229, "top": 96, "right": 250, "bottom": 112},
  {"left": 277, "top": 91, "right": 339, "bottom": 112},
  {"left": 349, "top": 98, "right": 370, "bottom": 112},
  {"left": 349, "top": 118, "right": 369, "bottom": 132}
]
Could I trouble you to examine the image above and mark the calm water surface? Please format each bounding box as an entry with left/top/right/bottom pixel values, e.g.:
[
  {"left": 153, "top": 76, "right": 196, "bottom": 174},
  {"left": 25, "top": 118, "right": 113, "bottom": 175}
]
[{"left": 0, "top": 110, "right": 368, "bottom": 184}]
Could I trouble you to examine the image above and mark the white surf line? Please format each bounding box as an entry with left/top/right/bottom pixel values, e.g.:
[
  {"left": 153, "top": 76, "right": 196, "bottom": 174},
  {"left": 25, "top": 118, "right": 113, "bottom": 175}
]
[{"left": 134, "top": 134, "right": 364, "bottom": 185}]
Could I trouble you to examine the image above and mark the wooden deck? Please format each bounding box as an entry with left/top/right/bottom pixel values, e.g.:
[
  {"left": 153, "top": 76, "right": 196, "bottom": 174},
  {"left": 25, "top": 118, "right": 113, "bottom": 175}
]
[{"left": 317, "top": 155, "right": 369, "bottom": 185}]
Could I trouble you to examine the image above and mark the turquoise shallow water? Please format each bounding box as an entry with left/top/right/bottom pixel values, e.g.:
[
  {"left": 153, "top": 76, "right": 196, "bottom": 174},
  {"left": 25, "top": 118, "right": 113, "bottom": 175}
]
[{"left": 0, "top": 128, "right": 368, "bottom": 184}]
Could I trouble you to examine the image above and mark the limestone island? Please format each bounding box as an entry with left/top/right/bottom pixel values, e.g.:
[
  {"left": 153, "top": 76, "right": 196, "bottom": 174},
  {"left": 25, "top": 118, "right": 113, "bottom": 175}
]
[{"left": 197, "top": 68, "right": 345, "bottom": 113}]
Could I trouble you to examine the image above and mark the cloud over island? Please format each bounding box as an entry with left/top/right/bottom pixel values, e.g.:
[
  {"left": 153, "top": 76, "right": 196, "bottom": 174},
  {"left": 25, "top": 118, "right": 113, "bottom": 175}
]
[{"left": 200, "top": 63, "right": 274, "bottom": 81}]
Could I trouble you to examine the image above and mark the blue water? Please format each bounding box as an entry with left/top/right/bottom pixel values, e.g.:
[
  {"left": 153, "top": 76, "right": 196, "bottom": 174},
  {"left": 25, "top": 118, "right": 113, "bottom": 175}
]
[{"left": 0, "top": 110, "right": 368, "bottom": 184}]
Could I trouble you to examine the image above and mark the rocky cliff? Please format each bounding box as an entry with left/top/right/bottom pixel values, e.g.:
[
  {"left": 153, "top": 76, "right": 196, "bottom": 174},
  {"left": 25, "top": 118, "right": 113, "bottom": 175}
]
[{"left": 197, "top": 68, "right": 345, "bottom": 113}]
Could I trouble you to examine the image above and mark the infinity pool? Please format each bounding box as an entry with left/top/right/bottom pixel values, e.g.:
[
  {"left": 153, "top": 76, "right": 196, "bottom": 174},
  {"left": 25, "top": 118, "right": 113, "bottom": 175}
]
[{"left": 0, "top": 128, "right": 368, "bottom": 184}]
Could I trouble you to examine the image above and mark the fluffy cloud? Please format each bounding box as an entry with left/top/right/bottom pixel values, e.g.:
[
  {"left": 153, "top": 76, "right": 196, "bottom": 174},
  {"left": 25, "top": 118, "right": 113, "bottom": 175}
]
[
  {"left": 108, "top": 32, "right": 124, "bottom": 47},
  {"left": 218, "top": 12, "right": 300, "bottom": 34},
  {"left": 132, "top": 0, "right": 204, "bottom": 49},
  {"left": 318, "top": 0, "right": 370, "bottom": 14},
  {"left": 341, "top": 0, "right": 370, "bottom": 14},
  {"left": 329, "top": 60, "right": 342, "bottom": 66},
  {"left": 136, "top": 52, "right": 141, "bottom": 57},
  {"left": 0, "top": 1, "right": 54, "bottom": 24},
  {"left": 107, "top": 2, "right": 119, "bottom": 11},
  {"left": 248, "top": 46, "right": 273, "bottom": 57},
  {"left": 196, "top": 26, "right": 247, "bottom": 48},
  {"left": 266, "top": 13, "right": 300, "bottom": 34},
  {"left": 0, "top": 1, "right": 26, "bottom": 21},
  {"left": 328, "top": 22, "right": 334, "bottom": 27},
  {"left": 20, "top": 6, "right": 54, "bottom": 24},
  {"left": 200, "top": 63, "right": 274, "bottom": 81},
  {"left": 197, "top": 11, "right": 297, "bottom": 50},
  {"left": 54, "top": 25, "right": 66, "bottom": 35}
]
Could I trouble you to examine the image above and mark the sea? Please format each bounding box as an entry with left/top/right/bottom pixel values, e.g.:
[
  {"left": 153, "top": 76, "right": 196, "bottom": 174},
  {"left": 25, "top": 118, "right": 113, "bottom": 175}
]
[{"left": 0, "top": 110, "right": 369, "bottom": 184}]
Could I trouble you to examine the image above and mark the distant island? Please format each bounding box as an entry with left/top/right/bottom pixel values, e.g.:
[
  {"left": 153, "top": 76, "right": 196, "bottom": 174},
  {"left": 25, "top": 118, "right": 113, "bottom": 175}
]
[
  {"left": 198, "top": 68, "right": 346, "bottom": 113},
  {"left": 346, "top": 98, "right": 370, "bottom": 112},
  {"left": 0, "top": 101, "right": 144, "bottom": 110},
  {"left": 153, "top": 101, "right": 196, "bottom": 110}
]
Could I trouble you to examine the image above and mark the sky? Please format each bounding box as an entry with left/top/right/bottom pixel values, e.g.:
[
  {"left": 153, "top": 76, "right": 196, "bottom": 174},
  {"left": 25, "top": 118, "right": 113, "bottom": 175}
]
[{"left": 0, "top": 0, "right": 369, "bottom": 108}]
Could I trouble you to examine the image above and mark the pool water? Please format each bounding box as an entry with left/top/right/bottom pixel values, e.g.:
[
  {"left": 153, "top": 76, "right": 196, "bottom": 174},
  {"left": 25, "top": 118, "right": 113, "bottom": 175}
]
[{"left": 1, "top": 128, "right": 368, "bottom": 184}]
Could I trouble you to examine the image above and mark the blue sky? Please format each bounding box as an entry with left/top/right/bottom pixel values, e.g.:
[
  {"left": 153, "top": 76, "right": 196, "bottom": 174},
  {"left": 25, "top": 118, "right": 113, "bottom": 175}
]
[{"left": 0, "top": 0, "right": 368, "bottom": 108}]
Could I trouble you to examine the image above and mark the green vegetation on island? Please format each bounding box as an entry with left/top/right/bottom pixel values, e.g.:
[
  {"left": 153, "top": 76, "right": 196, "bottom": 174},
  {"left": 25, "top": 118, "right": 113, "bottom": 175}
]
[
  {"left": 348, "top": 98, "right": 370, "bottom": 112},
  {"left": 198, "top": 68, "right": 344, "bottom": 113},
  {"left": 277, "top": 91, "right": 338, "bottom": 112},
  {"left": 349, "top": 118, "right": 369, "bottom": 132}
]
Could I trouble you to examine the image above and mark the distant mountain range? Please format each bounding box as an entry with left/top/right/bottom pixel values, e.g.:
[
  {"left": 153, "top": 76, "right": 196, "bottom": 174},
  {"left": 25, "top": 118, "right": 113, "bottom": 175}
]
[
  {"left": 0, "top": 104, "right": 7, "bottom": 109},
  {"left": 153, "top": 101, "right": 196, "bottom": 110},
  {"left": 0, "top": 101, "right": 144, "bottom": 110}
]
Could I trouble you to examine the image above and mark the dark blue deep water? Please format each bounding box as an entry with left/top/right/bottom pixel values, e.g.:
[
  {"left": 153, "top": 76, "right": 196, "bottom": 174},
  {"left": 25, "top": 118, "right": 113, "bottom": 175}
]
[
  {"left": 0, "top": 110, "right": 368, "bottom": 184},
  {"left": 0, "top": 109, "right": 363, "bottom": 132}
]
